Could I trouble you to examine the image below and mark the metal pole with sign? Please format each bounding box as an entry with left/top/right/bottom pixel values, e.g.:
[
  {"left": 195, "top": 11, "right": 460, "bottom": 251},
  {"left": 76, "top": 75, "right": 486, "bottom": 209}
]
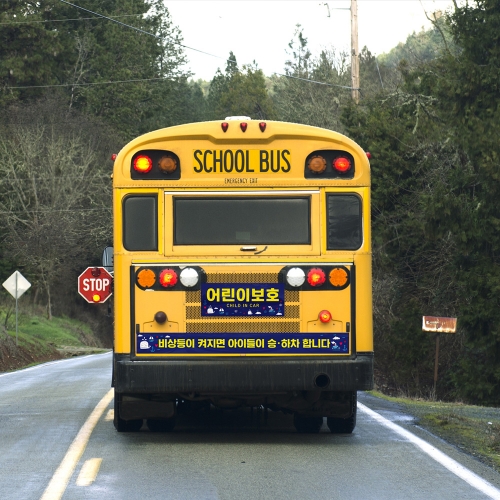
[
  {"left": 422, "top": 316, "right": 457, "bottom": 395},
  {"left": 2, "top": 271, "right": 31, "bottom": 346}
]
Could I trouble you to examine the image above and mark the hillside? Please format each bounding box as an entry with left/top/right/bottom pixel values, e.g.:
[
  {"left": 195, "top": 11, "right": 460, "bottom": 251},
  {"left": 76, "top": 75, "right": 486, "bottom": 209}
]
[{"left": 0, "top": 306, "right": 109, "bottom": 372}]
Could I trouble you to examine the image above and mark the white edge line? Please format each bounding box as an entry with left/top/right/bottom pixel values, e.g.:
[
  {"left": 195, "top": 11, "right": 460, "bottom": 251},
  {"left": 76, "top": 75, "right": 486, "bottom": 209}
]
[
  {"left": 358, "top": 401, "right": 500, "bottom": 500},
  {"left": 0, "top": 351, "right": 111, "bottom": 378},
  {"left": 40, "top": 388, "right": 114, "bottom": 500}
]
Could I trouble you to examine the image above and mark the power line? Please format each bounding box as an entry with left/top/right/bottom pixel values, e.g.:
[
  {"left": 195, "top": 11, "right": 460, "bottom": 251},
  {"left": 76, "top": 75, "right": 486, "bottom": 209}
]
[
  {"left": 0, "top": 14, "right": 142, "bottom": 25},
  {"left": 57, "top": 0, "right": 358, "bottom": 91},
  {"left": 4, "top": 76, "right": 176, "bottom": 90},
  {"left": 0, "top": 207, "right": 111, "bottom": 214},
  {"left": 1, "top": 0, "right": 359, "bottom": 92}
]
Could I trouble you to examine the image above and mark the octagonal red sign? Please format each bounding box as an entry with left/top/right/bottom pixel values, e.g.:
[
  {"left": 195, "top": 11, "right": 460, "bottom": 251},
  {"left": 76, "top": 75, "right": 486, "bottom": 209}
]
[{"left": 78, "top": 267, "right": 113, "bottom": 304}]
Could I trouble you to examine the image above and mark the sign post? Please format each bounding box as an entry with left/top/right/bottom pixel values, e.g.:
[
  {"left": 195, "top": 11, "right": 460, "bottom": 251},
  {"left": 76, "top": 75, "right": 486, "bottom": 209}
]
[
  {"left": 78, "top": 267, "right": 113, "bottom": 304},
  {"left": 2, "top": 271, "right": 32, "bottom": 346},
  {"left": 422, "top": 316, "right": 457, "bottom": 395}
]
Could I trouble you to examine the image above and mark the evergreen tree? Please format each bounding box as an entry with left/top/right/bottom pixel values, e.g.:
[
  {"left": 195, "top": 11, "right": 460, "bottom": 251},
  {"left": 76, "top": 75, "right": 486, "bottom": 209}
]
[
  {"left": 207, "top": 53, "right": 274, "bottom": 120},
  {"left": 273, "top": 26, "right": 350, "bottom": 130}
]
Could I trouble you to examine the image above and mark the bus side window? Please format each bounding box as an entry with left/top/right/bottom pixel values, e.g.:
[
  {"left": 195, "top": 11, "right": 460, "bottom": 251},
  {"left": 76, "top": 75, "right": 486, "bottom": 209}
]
[
  {"left": 327, "top": 194, "right": 362, "bottom": 250},
  {"left": 122, "top": 195, "right": 158, "bottom": 251}
]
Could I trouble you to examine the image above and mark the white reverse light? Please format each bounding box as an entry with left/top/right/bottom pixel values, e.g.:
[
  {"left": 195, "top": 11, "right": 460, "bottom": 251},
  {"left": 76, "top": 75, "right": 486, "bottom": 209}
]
[
  {"left": 286, "top": 267, "right": 306, "bottom": 287},
  {"left": 179, "top": 267, "right": 199, "bottom": 287}
]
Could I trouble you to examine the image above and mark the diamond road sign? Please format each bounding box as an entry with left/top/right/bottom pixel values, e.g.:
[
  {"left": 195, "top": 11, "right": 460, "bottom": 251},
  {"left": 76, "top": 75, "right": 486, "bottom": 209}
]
[{"left": 2, "top": 271, "right": 31, "bottom": 299}]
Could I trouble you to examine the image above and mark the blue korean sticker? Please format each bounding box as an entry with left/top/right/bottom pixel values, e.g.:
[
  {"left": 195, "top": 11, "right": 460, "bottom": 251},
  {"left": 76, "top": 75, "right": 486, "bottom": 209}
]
[{"left": 201, "top": 283, "right": 284, "bottom": 317}]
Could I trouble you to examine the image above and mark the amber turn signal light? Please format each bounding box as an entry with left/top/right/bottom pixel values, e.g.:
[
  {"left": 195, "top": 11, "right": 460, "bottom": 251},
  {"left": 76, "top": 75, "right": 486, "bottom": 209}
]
[
  {"left": 137, "top": 268, "right": 156, "bottom": 288},
  {"left": 329, "top": 268, "right": 349, "bottom": 287},
  {"left": 158, "top": 156, "right": 177, "bottom": 173},
  {"left": 307, "top": 156, "right": 327, "bottom": 174}
]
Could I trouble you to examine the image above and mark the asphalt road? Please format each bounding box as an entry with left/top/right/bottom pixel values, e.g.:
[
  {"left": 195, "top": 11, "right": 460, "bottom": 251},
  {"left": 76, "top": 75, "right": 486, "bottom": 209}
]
[{"left": 1, "top": 352, "right": 500, "bottom": 500}]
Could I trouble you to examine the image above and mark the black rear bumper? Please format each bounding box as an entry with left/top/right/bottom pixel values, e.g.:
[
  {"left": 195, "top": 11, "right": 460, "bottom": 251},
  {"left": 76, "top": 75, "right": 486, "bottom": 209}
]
[{"left": 114, "top": 353, "right": 374, "bottom": 394}]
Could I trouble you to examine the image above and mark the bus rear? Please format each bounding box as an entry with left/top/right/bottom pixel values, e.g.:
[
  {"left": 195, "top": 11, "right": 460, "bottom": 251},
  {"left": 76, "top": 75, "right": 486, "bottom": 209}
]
[{"left": 112, "top": 118, "right": 373, "bottom": 433}]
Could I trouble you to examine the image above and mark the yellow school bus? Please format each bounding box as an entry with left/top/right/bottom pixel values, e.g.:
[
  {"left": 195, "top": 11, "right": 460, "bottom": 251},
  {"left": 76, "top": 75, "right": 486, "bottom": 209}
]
[{"left": 111, "top": 117, "right": 373, "bottom": 433}]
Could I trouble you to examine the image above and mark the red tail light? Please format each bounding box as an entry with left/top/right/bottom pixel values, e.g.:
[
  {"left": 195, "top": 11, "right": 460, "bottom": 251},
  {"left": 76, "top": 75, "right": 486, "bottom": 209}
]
[
  {"left": 133, "top": 155, "right": 153, "bottom": 173},
  {"left": 307, "top": 268, "right": 326, "bottom": 287},
  {"left": 333, "top": 157, "right": 351, "bottom": 172},
  {"left": 159, "top": 269, "right": 178, "bottom": 287}
]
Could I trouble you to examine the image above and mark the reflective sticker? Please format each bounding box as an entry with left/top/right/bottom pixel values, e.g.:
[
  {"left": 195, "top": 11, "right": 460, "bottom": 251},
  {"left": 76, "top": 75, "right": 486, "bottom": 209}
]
[{"left": 201, "top": 284, "right": 284, "bottom": 317}]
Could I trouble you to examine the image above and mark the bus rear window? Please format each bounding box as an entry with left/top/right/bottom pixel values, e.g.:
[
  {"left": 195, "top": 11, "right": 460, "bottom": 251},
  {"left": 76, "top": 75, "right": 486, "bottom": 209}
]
[
  {"left": 174, "top": 197, "right": 310, "bottom": 245},
  {"left": 327, "top": 194, "right": 362, "bottom": 250},
  {"left": 123, "top": 195, "right": 158, "bottom": 251}
]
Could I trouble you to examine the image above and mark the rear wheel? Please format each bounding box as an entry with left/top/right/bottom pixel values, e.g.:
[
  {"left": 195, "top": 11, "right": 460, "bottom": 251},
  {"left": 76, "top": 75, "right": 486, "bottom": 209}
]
[
  {"left": 293, "top": 414, "right": 323, "bottom": 433},
  {"left": 326, "top": 391, "right": 357, "bottom": 434},
  {"left": 113, "top": 392, "right": 143, "bottom": 432}
]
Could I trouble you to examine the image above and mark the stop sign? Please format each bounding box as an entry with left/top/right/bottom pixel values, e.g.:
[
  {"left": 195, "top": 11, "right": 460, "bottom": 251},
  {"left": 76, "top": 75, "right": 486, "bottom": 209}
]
[{"left": 78, "top": 267, "right": 113, "bottom": 303}]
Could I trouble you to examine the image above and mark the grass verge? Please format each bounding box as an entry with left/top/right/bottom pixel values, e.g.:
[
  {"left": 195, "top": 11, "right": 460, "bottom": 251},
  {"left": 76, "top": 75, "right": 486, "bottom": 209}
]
[
  {"left": 370, "top": 391, "right": 500, "bottom": 473},
  {"left": 0, "top": 305, "right": 108, "bottom": 372}
]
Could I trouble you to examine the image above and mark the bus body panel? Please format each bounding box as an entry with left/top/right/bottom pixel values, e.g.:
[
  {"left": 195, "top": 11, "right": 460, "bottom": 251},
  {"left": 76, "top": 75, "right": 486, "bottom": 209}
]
[{"left": 111, "top": 120, "right": 373, "bottom": 427}]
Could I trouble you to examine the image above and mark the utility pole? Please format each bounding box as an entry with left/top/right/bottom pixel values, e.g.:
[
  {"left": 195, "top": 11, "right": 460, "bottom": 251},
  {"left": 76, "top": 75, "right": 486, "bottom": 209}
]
[{"left": 350, "top": 0, "right": 360, "bottom": 103}]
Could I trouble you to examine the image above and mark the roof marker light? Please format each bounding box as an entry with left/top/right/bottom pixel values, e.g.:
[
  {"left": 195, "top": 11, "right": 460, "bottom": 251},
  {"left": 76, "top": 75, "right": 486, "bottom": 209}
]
[
  {"left": 240, "top": 122, "right": 248, "bottom": 132},
  {"left": 111, "top": 154, "right": 117, "bottom": 161},
  {"left": 221, "top": 122, "right": 229, "bottom": 132},
  {"left": 259, "top": 122, "right": 266, "bottom": 132}
]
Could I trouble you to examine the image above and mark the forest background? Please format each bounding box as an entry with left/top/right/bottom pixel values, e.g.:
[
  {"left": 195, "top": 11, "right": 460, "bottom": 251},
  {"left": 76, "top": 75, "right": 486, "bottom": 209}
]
[{"left": 0, "top": 0, "right": 499, "bottom": 405}]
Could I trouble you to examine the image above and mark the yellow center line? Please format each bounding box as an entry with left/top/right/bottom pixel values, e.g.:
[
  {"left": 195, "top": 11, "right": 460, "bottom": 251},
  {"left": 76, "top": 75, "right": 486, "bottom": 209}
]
[
  {"left": 76, "top": 458, "right": 103, "bottom": 487},
  {"left": 40, "top": 388, "right": 114, "bottom": 500}
]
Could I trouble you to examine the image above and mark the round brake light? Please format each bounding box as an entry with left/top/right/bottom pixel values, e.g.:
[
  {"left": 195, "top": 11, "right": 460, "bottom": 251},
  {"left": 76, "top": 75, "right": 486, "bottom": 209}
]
[
  {"left": 333, "top": 157, "right": 351, "bottom": 172},
  {"left": 133, "top": 155, "right": 153, "bottom": 173},
  {"left": 307, "top": 268, "right": 326, "bottom": 287},
  {"left": 159, "top": 269, "right": 178, "bottom": 287}
]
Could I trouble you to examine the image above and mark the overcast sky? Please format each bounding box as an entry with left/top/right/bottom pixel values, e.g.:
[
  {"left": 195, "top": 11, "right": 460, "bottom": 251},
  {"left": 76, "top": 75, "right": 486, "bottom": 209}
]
[{"left": 166, "top": 0, "right": 457, "bottom": 81}]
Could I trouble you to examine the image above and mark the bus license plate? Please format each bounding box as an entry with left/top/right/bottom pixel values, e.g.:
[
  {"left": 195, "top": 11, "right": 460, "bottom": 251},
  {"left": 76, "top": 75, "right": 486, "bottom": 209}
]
[{"left": 201, "top": 283, "right": 284, "bottom": 317}]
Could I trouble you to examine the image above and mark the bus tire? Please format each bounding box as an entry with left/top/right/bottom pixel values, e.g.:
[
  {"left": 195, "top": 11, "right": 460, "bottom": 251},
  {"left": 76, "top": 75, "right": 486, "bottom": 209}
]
[
  {"left": 326, "top": 392, "right": 357, "bottom": 434},
  {"left": 147, "top": 417, "right": 176, "bottom": 432},
  {"left": 293, "top": 414, "right": 323, "bottom": 433},
  {"left": 113, "top": 392, "right": 143, "bottom": 432}
]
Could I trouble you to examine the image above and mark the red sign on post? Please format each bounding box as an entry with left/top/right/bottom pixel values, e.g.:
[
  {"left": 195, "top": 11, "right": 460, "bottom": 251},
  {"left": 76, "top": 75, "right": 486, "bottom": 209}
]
[{"left": 78, "top": 267, "right": 113, "bottom": 303}]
